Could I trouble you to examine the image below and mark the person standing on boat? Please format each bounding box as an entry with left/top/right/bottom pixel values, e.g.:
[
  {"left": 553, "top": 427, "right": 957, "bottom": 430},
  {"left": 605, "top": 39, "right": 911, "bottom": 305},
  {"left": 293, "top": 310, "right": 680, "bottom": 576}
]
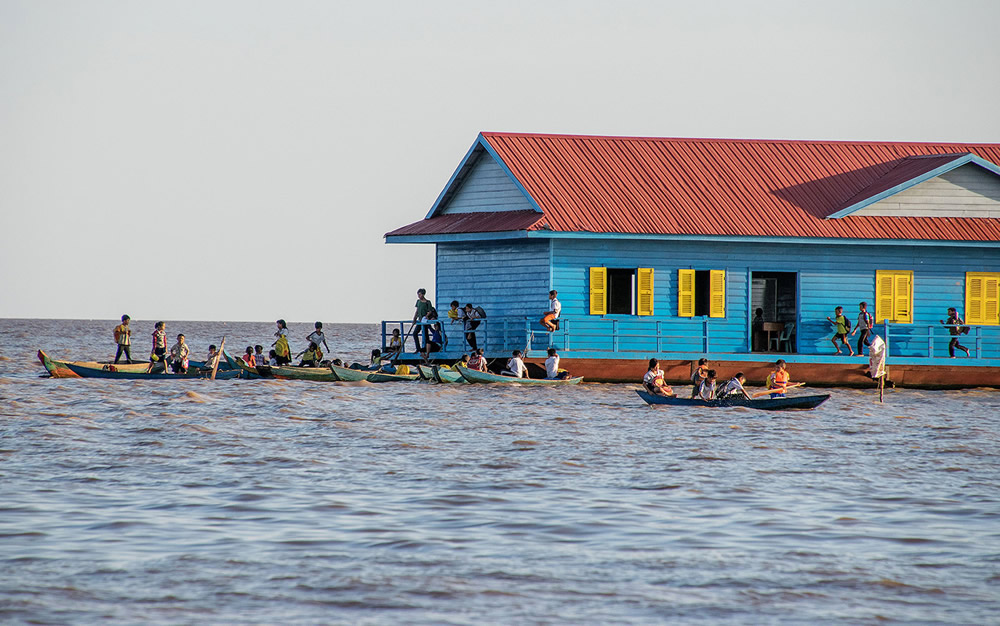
[
  {"left": 113, "top": 314, "right": 132, "bottom": 364},
  {"left": 150, "top": 322, "right": 168, "bottom": 367},
  {"left": 272, "top": 319, "right": 292, "bottom": 365},
  {"left": 169, "top": 334, "right": 190, "bottom": 374},
  {"left": 412, "top": 289, "right": 433, "bottom": 352},
  {"left": 690, "top": 358, "right": 709, "bottom": 398},
  {"left": 643, "top": 358, "right": 674, "bottom": 396},
  {"left": 541, "top": 290, "right": 561, "bottom": 331},
  {"left": 306, "top": 322, "right": 331, "bottom": 355},
  {"left": 718, "top": 373, "right": 751, "bottom": 400},
  {"left": 941, "top": 307, "right": 971, "bottom": 357}
]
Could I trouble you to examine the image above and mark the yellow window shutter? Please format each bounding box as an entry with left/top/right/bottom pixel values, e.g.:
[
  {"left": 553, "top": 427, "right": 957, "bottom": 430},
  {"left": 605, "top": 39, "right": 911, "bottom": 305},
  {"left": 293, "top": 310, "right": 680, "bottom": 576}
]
[
  {"left": 589, "top": 267, "right": 607, "bottom": 315},
  {"left": 968, "top": 272, "right": 1000, "bottom": 325},
  {"left": 875, "top": 271, "right": 895, "bottom": 323},
  {"left": 967, "top": 274, "right": 984, "bottom": 324},
  {"left": 678, "top": 269, "right": 694, "bottom": 317},
  {"left": 637, "top": 268, "right": 654, "bottom": 316},
  {"left": 985, "top": 275, "right": 1000, "bottom": 325},
  {"left": 709, "top": 270, "right": 726, "bottom": 318},
  {"left": 894, "top": 272, "right": 913, "bottom": 323}
]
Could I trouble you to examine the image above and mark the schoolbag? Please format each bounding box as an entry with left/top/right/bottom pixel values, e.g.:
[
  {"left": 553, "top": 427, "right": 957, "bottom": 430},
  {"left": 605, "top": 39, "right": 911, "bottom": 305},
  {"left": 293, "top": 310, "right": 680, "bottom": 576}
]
[
  {"left": 843, "top": 317, "right": 852, "bottom": 333},
  {"left": 475, "top": 306, "right": 487, "bottom": 319}
]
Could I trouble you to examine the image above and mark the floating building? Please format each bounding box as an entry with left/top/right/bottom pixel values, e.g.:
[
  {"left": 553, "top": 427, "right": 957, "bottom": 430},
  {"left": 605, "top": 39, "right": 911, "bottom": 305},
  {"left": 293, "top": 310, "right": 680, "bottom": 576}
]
[{"left": 384, "top": 133, "right": 1000, "bottom": 387}]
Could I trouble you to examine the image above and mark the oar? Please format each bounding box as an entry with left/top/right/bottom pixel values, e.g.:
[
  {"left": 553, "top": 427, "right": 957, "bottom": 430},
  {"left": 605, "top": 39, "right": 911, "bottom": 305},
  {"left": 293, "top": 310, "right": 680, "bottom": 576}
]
[
  {"left": 751, "top": 382, "right": 804, "bottom": 398},
  {"left": 210, "top": 336, "right": 226, "bottom": 381}
]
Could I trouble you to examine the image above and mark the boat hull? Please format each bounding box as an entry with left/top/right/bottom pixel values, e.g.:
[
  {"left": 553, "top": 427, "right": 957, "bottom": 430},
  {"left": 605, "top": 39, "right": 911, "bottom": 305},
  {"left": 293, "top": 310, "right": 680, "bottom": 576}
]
[
  {"left": 456, "top": 365, "right": 583, "bottom": 385},
  {"left": 235, "top": 357, "right": 338, "bottom": 382},
  {"left": 635, "top": 389, "right": 830, "bottom": 410}
]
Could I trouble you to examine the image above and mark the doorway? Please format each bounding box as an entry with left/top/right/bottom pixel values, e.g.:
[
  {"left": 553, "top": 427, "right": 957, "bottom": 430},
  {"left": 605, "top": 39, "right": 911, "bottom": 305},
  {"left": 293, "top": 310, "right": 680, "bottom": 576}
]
[{"left": 751, "top": 271, "right": 797, "bottom": 352}]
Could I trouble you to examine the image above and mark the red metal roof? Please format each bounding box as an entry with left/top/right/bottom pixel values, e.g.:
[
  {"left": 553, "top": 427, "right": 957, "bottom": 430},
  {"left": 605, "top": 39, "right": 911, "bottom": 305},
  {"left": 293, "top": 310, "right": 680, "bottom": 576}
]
[
  {"left": 387, "top": 133, "right": 1000, "bottom": 242},
  {"left": 386, "top": 210, "right": 543, "bottom": 237}
]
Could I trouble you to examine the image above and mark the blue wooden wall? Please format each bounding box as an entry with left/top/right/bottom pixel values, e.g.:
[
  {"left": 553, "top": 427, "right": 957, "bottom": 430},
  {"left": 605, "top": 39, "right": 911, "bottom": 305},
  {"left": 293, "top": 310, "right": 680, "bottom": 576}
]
[
  {"left": 545, "top": 238, "right": 1000, "bottom": 357},
  {"left": 433, "top": 240, "right": 551, "bottom": 350}
]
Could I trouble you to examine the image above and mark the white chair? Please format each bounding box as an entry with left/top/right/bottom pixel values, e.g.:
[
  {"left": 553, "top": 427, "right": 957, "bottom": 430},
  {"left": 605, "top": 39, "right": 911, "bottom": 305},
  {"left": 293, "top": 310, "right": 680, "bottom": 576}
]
[{"left": 770, "top": 322, "right": 795, "bottom": 352}]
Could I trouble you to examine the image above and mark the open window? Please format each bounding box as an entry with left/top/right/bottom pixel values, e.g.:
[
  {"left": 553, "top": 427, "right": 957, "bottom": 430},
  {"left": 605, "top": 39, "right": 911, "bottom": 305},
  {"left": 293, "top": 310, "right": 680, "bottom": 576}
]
[
  {"left": 678, "top": 269, "right": 725, "bottom": 317},
  {"left": 589, "top": 267, "right": 654, "bottom": 315}
]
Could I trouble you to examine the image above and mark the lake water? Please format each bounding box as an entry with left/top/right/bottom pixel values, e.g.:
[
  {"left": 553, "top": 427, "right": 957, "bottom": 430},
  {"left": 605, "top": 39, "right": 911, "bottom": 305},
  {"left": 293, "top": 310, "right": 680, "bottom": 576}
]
[{"left": 2, "top": 319, "right": 999, "bottom": 624}]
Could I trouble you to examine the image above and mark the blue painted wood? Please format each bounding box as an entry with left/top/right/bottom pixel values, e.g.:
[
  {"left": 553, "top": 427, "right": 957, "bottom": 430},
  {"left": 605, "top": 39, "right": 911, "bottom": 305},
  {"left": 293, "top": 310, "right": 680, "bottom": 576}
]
[{"left": 439, "top": 153, "right": 535, "bottom": 214}]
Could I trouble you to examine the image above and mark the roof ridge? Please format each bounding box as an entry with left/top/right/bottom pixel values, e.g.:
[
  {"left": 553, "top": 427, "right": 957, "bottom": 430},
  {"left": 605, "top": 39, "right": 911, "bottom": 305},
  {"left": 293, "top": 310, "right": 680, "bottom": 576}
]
[{"left": 481, "top": 131, "right": 1000, "bottom": 149}]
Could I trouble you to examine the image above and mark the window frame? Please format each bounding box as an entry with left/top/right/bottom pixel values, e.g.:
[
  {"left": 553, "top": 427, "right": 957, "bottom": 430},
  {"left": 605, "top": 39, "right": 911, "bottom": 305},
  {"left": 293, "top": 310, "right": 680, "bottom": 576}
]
[
  {"left": 875, "top": 270, "right": 913, "bottom": 324},
  {"left": 966, "top": 272, "right": 1000, "bottom": 326}
]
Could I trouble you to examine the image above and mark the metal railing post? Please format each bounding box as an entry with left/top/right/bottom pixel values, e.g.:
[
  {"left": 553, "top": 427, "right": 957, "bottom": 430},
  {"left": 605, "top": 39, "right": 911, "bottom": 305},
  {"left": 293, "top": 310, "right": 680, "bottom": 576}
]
[
  {"left": 656, "top": 320, "right": 662, "bottom": 353},
  {"left": 703, "top": 318, "right": 709, "bottom": 353},
  {"left": 524, "top": 319, "right": 531, "bottom": 353},
  {"left": 976, "top": 327, "right": 982, "bottom": 359},
  {"left": 564, "top": 319, "right": 570, "bottom": 351},
  {"left": 381, "top": 321, "right": 387, "bottom": 349},
  {"left": 928, "top": 325, "right": 933, "bottom": 358},
  {"left": 884, "top": 321, "right": 890, "bottom": 356},
  {"left": 612, "top": 319, "right": 619, "bottom": 352}
]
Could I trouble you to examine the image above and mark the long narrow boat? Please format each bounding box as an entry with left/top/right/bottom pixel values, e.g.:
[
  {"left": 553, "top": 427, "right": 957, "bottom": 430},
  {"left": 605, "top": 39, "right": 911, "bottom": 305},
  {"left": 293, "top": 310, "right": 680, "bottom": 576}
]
[
  {"left": 51, "top": 358, "right": 241, "bottom": 380},
  {"left": 432, "top": 365, "right": 466, "bottom": 384},
  {"left": 635, "top": 389, "right": 830, "bottom": 411},
  {"left": 366, "top": 370, "right": 420, "bottom": 382},
  {"left": 234, "top": 357, "right": 339, "bottom": 382},
  {"left": 38, "top": 350, "right": 236, "bottom": 378},
  {"left": 456, "top": 365, "right": 583, "bottom": 385},
  {"left": 328, "top": 364, "right": 372, "bottom": 382}
]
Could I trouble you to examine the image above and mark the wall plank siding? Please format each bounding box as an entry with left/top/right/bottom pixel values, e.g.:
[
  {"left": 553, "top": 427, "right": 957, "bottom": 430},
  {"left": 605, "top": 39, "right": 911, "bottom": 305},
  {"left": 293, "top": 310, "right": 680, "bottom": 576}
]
[
  {"left": 856, "top": 164, "right": 1000, "bottom": 218},
  {"left": 439, "top": 155, "right": 535, "bottom": 214},
  {"left": 545, "top": 238, "right": 1000, "bottom": 357}
]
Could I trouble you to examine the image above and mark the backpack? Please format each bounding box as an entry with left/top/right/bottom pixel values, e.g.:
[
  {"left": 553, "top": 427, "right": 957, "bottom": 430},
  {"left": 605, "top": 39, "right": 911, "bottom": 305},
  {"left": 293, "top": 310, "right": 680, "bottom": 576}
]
[
  {"left": 960, "top": 325, "right": 971, "bottom": 335},
  {"left": 475, "top": 306, "right": 487, "bottom": 319},
  {"left": 842, "top": 317, "right": 851, "bottom": 333}
]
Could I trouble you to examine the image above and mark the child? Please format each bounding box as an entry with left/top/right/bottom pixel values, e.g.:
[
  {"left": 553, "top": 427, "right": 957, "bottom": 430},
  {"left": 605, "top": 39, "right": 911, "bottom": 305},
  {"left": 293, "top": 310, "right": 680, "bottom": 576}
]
[
  {"left": 384, "top": 328, "right": 403, "bottom": 359},
  {"left": 941, "top": 307, "right": 971, "bottom": 357},
  {"left": 766, "top": 359, "right": 793, "bottom": 398},
  {"left": 253, "top": 345, "right": 265, "bottom": 366},
  {"left": 447, "top": 301, "right": 461, "bottom": 324},
  {"left": 643, "top": 358, "right": 674, "bottom": 396},
  {"left": 548, "top": 347, "right": 571, "bottom": 380},
  {"left": 826, "top": 306, "right": 855, "bottom": 355},
  {"left": 267, "top": 349, "right": 278, "bottom": 366},
  {"left": 462, "top": 303, "right": 482, "bottom": 350},
  {"left": 244, "top": 346, "right": 256, "bottom": 368},
  {"left": 502, "top": 350, "right": 527, "bottom": 378},
  {"left": 298, "top": 342, "right": 321, "bottom": 367},
  {"left": 272, "top": 319, "right": 291, "bottom": 365},
  {"left": 696, "top": 369, "right": 717, "bottom": 401},
  {"left": 718, "top": 372, "right": 751, "bottom": 400},
  {"left": 203, "top": 344, "right": 220, "bottom": 372},
  {"left": 150, "top": 322, "right": 167, "bottom": 365},
  {"left": 690, "top": 358, "right": 709, "bottom": 398},
  {"left": 454, "top": 354, "right": 471, "bottom": 369},
  {"left": 113, "top": 314, "right": 133, "bottom": 364},
  {"left": 751, "top": 308, "right": 764, "bottom": 351},
  {"left": 541, "top": 290, "right": 561, "bottom": 331},
  {"left": 169, "top": 334, "right": 190, "bottom": 374},
  {"left": 306, "top": 322, "right": 331, "bottom": 354},
  {"left": 467, "top": 348, "right": 488, "bottom": 372},
  {"left": 850, "top": 302, "right": 874, "bottom": 356}
]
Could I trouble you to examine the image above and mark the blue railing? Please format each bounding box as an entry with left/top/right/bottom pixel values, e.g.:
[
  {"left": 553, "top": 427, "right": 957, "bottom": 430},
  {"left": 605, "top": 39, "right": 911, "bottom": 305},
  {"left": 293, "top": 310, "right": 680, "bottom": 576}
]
[{"left": 380, "top": 317, "right": 996, "bottom": 360}]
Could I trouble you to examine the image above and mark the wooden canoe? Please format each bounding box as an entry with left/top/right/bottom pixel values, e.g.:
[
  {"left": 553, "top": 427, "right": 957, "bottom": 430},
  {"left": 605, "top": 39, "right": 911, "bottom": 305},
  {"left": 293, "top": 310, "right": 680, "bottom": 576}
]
[
  {"left": 234, "top": 357, "right": 339, "bottom": 382},
  {"left": 38, "top": 350, "right": 226, "bottom": 379},
  {"left": 55, "top": 358, "right": 241, "bottom": 380},
  {"left": 635, "top": 389, "right": 830, "bottom": 411},
  {"left": 432, "top": 365, "right": 466, "bottom": 383},
  {"left": 365, "top": 370, "right": 420, "bottom": 383},
  {"left": 455, "top": 365, "right": 583, "bottom": 385},
  {"left": 328, "top": 364, "right": 372, "bottom": 382}
]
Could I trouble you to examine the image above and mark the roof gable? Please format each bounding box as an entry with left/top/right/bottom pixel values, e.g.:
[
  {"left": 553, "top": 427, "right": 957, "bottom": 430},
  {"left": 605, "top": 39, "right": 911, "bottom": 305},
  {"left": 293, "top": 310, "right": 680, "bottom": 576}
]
[
  {"left": 827, "top": 154, "right": 1000, "bottom": 219},
  {"left": 426, "top": 135, "right": 541, "bottom": 219}
]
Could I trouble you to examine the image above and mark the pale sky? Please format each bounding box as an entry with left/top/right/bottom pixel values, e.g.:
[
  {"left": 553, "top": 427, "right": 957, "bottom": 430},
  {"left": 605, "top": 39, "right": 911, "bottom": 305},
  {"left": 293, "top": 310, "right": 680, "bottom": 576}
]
[{"left": 2, "top": 0, "right": 999, "bottom": 323}]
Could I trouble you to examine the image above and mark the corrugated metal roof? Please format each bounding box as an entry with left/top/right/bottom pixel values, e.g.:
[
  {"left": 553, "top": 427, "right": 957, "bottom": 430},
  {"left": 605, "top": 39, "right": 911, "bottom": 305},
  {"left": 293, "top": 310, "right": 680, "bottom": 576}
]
[
  {"left": 386, "top": 210, "right": 543, "bottom": 237},
  {"left": 388, "top": 133, "right": 1000, "bottom": 242}
]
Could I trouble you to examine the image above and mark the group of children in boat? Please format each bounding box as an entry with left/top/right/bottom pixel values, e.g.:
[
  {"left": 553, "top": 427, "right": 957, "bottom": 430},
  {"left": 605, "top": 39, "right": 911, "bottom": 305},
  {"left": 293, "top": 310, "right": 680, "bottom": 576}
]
[
  {"left": 643, "top": 357, "right": 797, "bottom": 401},
  {"left": 112, "top": 315, "right": 223, "bottom": 374}
]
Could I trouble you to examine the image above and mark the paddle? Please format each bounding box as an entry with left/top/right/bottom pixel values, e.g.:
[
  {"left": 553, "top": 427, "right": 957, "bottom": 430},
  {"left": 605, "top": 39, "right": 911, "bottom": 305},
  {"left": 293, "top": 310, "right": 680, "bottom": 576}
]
[
  {"left": 210, "top": 337, "right": 226, "bottom": 381},
  {"left": 751, "top": 382, "right": 804, "bottom": 398}
]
